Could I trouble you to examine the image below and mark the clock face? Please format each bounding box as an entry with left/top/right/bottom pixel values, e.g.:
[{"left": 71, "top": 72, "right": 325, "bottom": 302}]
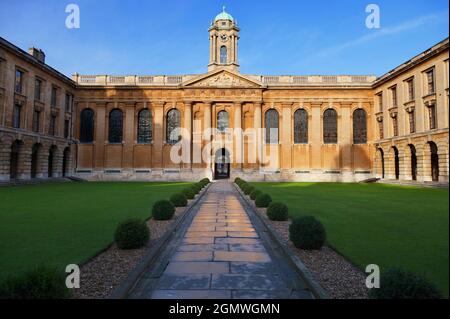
[{"left": 220, "top": 34, "right": 228, "bottom": 42}]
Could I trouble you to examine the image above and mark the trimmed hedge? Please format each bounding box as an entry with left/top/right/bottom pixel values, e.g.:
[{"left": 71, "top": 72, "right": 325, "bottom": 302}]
[
  {"left": 191, "top": 183, "right": 202, "bottom": 194},
  {"left": 267, "top": 202, "right": 289, "bottom": 221},
  {"left": 114, "top": 218, "right": 150, "bottom": 249},
  {"left": 250, "top": 189, "right": 262, "bottom": 200},
  {"left": 289, "top": 216, "right": 326, "bottom": 250},
  {"left": 170, "top": 193, "right": 188, "bottom": 207},
  {"left": 152, "top": 200, "right": 175, "bottom": 220},
  {"left": 243, "top": 184, "right": 254, "bottom": 195},
  {"left": 182, "top": 188, "right": 195, "bottom": 200},
  {"left": 199, "top": 178, "right": 210, "bottom": 187},
  {"left": 0, "top": 267, "right": 70, "bottom": 299},
  {"left": 369, "top": 267, "right": 442, "bottom": 299},
  {"left": 255, "top": 193, "right": 272, "bottom": 207}
]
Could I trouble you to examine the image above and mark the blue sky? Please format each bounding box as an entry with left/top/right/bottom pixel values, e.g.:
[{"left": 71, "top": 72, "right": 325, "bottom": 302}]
[{"left": 0, "top": 0, "right": 448, "bottom": 77}]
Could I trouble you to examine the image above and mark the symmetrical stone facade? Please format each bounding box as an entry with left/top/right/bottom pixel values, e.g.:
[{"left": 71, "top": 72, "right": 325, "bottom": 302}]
[{"left": 0, "top": 9, "right": 448, "bottom": 183}]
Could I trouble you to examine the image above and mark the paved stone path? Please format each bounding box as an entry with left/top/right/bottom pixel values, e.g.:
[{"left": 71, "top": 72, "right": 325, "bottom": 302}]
[{"left": 129, "top": 181, "right": 313, "bottom": 299}]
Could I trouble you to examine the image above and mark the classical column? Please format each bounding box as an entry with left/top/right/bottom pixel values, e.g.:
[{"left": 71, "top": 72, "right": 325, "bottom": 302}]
[
  {"left": 310, "top": 102, "right": 322, "bottom": 170},
  {"left": 94, "top": 102, "right": 106, "bottom": 170},
  {"left": 281, "top": 103, "right": 292, "bottom": 171},
  {"left": 122, "top": 102, "right": 136, "bottom": 170},
  {"left": 203, "top": 102, "right": 212, "bottom": 171},
  {"left": 233, "top": 101, "right": 243, "bottom": 170},
  {"left": 152, "top": 101, "right": 165, "bottom": 170},
  {"left": 253, "top": 102, "right": 262, "bottom": 170},
  {"left": 183, "top": 101, "right": 193, "bottom": 170},
  {"left": 339, "top": 102, "right": 352, "bottom": 172}
]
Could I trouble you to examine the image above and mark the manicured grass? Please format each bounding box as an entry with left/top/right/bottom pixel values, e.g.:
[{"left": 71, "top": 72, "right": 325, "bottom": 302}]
[
  {"left": 250, "top": 182, "right": 449, "bottom": 297},
  {"left": 0, "top": 182, "right": 191, "bottom": 282}
]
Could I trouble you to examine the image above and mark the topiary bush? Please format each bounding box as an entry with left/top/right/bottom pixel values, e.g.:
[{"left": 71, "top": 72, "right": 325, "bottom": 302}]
[
  {"left": 114, "top": 218, "right": 150, "bottom": 249},
  {"left": 152, "top": 200, "right": 175, "bottom": 220},
  {"left": 255, "top": 193, "right": 272, "bottom": 208},
  {"left": 369, "top": 267, "right": 442, "bottom": 299},
  {"left": 250, "top": 189, "right": 262, "bottom": 200},
  {"left": 200, "top": 178, "right": 210, "bottom": 187},
  {"left": 243, "top": 184, "right": 254, "bottom": 195},
  {"left": 266, "top": 202, "right": 289, "bottom": 221},
  {"left": 182, "top": 188, "right": 195, "bottom": 200},
  {"left": 240, "top": 183, "right": 251, "bottom": 193},
  {"left": 191, "top": 183, "right": 202, "bottom": 194},
  {"left": 0, "top": 266, "right": 70, "bottom": 299},
  {"left": 170, "top": 193, "right": 188, "bottom": 207},
  {"left": 289, "top": 216, "right": 326, "bottom": 250}
]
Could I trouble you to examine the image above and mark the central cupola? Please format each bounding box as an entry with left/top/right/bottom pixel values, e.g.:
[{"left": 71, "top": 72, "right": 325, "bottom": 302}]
[{"left": 208, "top": 7, "right": 240, "bottom": 72}]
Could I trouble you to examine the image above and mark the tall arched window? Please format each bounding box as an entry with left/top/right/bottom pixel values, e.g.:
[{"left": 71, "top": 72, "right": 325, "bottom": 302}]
[
  {"left": 265, "top": 109, "right": 279, "bottom": 144},
  {"left": 323, "top": 109, "right": 337, "bottom": 144},
  {"left": 80, "top": 108, "right": 94, "bottom": 143},
  {"left": 108, "top": 109, "right": 123, "bottom": 143},
  {"left": 137, "top": 109, "right": 152, "bottom": 143},
  {"left": 220, "top": 46, "right": 227, "bottom": 64},
  {"left": 353, "top": 109, "right": 367, "bottom": 144},
  {"left": 294, "top": 109, "right": 308, "bottom": 144},
  {"left": 166, "top": 109, "right": 181, "bottom": 144},
  {"left": 217, "top": 111, "right": 229, "bottom": 132}
]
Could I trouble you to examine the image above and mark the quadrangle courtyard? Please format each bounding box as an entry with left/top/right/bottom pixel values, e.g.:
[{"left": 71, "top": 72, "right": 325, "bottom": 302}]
[{"left": 0, "top": 181, "right": 448, "bottom": 297}]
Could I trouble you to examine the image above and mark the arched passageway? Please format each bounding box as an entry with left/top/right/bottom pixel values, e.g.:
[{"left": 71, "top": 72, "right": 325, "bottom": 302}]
[
  {"left": 10, "top": 141, "right": 21, "bottom": 180},
  {"left": 429, "top": 142, "right": 439, "bottom": 182},
  {"left": 409, "top": 144, "right": 417, "bottom": 181},
  {"left": 392, "top": 147, "right": 400, "bottom": 180}
]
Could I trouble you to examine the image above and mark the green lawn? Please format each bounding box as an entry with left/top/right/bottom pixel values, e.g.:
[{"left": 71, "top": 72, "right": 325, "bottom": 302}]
[
  {"left": 250, "top": 182, "right": 449, "bottom": 297},
  {"left": 0, "top": 182, "right": 191, "bottom": 282}
]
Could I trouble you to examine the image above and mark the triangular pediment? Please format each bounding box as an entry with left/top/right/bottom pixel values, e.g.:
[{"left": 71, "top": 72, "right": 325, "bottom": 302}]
[{"left": 182, "top": 69, "right": 262, "bottom": 88}]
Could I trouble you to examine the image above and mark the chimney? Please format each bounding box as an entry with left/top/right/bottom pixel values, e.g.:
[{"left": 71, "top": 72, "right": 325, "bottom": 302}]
[{"left": 28, "top": 47, "right": 46, "bottom": 63}]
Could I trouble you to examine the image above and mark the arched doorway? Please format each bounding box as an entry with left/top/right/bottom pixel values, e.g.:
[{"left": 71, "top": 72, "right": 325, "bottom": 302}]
[
  {"left": 409, "top": 144, "right": 417, "bottom": 181},
  {"left": 214, "top": 148, "right": 230, "bottom": 180},
  {"left": 10, "top": 141, "right": 21, "bottom": 180},
  {"left": 62, "top": 147, "right": 70, "bottom": 177},
  {"left": 429, "top": 142, "right": 439, "bottom": 182},
  {"left": 48, "top": 146, "right": 56, "bottom": 178},
  {"left": 392, "top": 146, "right": 400, "bottom": 180},
  {"left": 31, "top": 143, "right": 40, "bottom": 179},
  {"left": 378, "top": 148, "right": 385, "bottom": 179}
]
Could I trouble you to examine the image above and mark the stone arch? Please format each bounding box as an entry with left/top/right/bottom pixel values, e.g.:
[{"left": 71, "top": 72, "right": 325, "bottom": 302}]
[
  {"left": 214, "top": 148, "right": 230, "bottom": 180},
  {"left": 428, "top": 141, "right": 439, "bottom": 182},
  {"left": 48, "top": 145, "right": 58, "bottom": 178},
  {"left": 391, "top": 146, "right": 400, "bottom": 180},
  {"left": 62, "top": 146, "right": 71, "bottom": 177},
  {"left": 30, "top": 143, "right": 43, "bottom": 179},
  {"left": 10, "top": 140, "right": 23, "bottom": 180},
  {"left": 407, "top": 144, "right": 417, "bottom": 181},
  {"left": 376, "top": 147, "right": 385, "bottom": 179}
]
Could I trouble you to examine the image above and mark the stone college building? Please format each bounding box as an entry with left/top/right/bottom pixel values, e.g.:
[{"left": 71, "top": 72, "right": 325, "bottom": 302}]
[{"left": 0, "top": 9, "right": 448, "bottom": 183}]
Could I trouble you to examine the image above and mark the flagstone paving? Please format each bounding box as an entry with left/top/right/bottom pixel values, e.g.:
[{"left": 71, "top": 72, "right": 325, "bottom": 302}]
[{"left": 128, "top": 181, "right": 313, "bottom": 299}]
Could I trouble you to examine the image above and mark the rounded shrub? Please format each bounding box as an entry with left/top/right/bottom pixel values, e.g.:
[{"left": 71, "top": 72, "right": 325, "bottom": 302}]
[
  {"left": 243, "top": 185, "right": 254, "bottom": 195},
  {"left": 250, "top": 189, "right": 262, "bottom": 200},
  {"left": 289, "top": 216, "right": 326, "bottom": 250},
  {"left": 114, "top": 218, "right": 150, "bottom": 249},
  {"left": 267, "top": 202, "right": 289, "bottom": 221},
  {"left": 255, "top": 193, "right": 272, "bottom": 208},
  {"left": 182, "top": 188, "right": 195, "bottom": 200},
  {"left": 152, "top": 200, "right": 175, "bottom": 221},
  {"left": 200, "top": 178, "right": 210, "bottom": 187},
  {"left": 369, "top": 267, "right": 442, "bottom": 299},
  {"left": 170, "top": 193, "right": 188, "bottom": 207},
  {"left": 191, "top": 183, "right": 202, "bottom": 194},
  {"left": 240, "top": 182, "right": 250, "bottom": 193},
  {"left": 0, "top": 266, "right": 70, "bottom": 299}
]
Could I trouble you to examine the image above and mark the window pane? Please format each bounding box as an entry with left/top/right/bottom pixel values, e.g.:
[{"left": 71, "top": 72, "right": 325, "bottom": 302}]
[
  {"left": 294, "top": 109, "right": 308, "bottom": 144},
  {"left": 353, "top": 109, "right": 367, "bottom": 144},
  {"left": 108, "top": 109, "right": 123, "bottom": 143},
  {"left": 217, "top": 111, "right": 229, "bottom": 132},
  {"left": 220, "top": 46, "right": 227, "bottom": 64},
  {"left": 80, "top": 109, "right": 94, "bottom": 143},
  {"left": 138, "top": 109, "right": 152, "bottom": 143},
  {"left": 323, "top": 109, "right": 337, "bottom": 144},
  {"left": 265, "top": 109, "right": 279, "bottom": 144},
  {"left": 166, "top": 109, "right": 181, "bottom": 144}
]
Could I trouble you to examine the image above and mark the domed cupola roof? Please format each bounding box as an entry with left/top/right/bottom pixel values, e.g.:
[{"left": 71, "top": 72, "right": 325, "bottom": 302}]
[{"left": 215, "top": 6, "right": 234, "bottom": 22}]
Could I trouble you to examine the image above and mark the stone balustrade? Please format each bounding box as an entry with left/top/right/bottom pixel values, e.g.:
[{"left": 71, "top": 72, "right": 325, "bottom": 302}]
[{"left": 73, "top": 73, "right": 376, "bottom": 87}]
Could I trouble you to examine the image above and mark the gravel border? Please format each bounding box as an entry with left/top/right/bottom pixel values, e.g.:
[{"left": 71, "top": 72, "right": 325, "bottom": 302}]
[
  {"left": 72, "top": 207, "right": 187, "bottom": 299},
  {"left": 241, "top": 192, "right": 369, "bottom": 299}
]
